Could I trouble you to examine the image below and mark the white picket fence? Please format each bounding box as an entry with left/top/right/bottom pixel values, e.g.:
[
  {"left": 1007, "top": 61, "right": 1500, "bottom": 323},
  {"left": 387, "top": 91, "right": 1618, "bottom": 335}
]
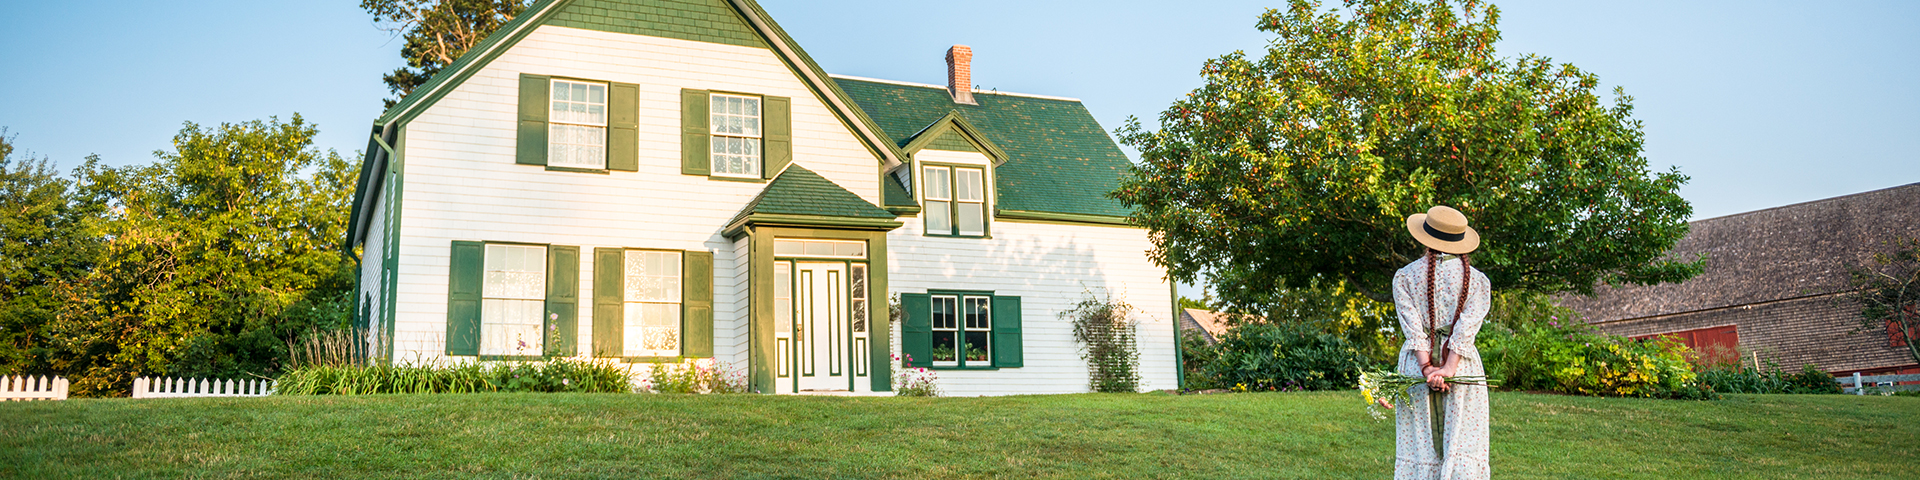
[
  {"left": 131, "top": 377, "right": 276, "bottom": 398},
  {"left": 0, "top": 375, "right": 70, "bottom": 401},
  {"left": 1839, "top": 372, "right": 1920, "bottom": 395}
]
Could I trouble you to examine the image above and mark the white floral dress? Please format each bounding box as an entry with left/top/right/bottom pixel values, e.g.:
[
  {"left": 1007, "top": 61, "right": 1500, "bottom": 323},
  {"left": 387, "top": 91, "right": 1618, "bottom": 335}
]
[{"left": 1392, "top": 255, "right": 1492, "bottom": 480}]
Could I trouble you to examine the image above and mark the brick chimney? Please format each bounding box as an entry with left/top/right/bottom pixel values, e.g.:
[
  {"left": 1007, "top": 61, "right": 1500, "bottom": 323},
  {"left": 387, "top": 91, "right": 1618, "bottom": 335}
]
[{"left": 946, "top": 45, "right": 976, "bottom": 105}]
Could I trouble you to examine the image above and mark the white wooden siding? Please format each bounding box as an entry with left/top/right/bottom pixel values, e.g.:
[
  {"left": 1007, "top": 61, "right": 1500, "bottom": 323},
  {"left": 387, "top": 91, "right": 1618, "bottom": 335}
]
[
  {"left": 888, "top": 217, "right": 1177, "bottom": 396},
  {"left": 385, "top": 25, "right": 884, "bottom": 361},
  {"left": 357, "top": 186, "right": 388, "bottom": 354}
]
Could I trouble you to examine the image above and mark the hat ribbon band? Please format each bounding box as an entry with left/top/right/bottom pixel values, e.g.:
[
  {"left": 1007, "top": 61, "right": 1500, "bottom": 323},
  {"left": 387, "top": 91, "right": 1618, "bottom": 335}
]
[{"left": 1423, "top": 221, "right": 1466, "bottom": 242}]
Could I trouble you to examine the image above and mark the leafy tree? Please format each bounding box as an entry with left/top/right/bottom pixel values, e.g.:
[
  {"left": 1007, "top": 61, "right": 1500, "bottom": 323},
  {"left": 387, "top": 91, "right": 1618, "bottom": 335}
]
[
  {"left": 363, "top": 0, "right": 533, "bottom": 108},
  {"left": 1113, "top": 0, "right": 1700, "bottom": 314},
  {"left": 1845, "top": 238, "right": 1920, "bottom": 365},
  {"left": 0, "top": 130, "right": 104, "bottom": 375},
  {"left": 45, "top": 116, "right": 358, "bottom": 396}
]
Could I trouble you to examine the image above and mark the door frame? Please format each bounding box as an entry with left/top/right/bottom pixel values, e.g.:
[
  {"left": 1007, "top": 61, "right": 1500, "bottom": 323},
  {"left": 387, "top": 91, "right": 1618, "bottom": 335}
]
[{"left": 745, "top": 226, "right": 891, "bottom": 394}]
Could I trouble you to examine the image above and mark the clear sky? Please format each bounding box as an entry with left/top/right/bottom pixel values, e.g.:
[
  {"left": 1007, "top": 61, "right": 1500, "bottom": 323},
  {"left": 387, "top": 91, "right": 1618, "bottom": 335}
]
[{"left": 3, "top": 0, "right": 1914, "bottom": 220}]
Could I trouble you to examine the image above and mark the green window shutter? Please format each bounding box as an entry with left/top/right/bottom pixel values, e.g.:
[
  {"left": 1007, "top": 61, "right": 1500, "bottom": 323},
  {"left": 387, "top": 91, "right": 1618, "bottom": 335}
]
[
  {"left": 681, "top": 89, "right": 710, "bottom": 175},
  {"left": 762, "top": 96, "right": 791, "bottom": 179},
  {"left": 682, "top": 249, "right": 715, "bottom": 358},
  {"left": 901, "top": 293, "right": 932, "bottom": 368},
  {"left": 546, "top": 245, "right": 579, "bottom": 357},
  {"left": 992, "top": 295, "right": 1023, "bottom": 368},
  {"left": 592, "top": 248, "right": 624, "bottom": 357},
  {"left": 446, "top": 241, "right": 485, "bottom": 356},
  {"left": 608, "top": 82, "right": 640, "bottom": 172},
  {"left": 517, "top": 74, "right": 551, "bottom": 166}
]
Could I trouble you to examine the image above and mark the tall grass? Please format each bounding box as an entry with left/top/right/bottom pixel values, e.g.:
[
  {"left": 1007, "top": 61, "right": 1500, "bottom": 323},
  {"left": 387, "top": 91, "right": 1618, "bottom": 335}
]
[{"left": 285, "top": 328, "right": 376, "bottom": 368}]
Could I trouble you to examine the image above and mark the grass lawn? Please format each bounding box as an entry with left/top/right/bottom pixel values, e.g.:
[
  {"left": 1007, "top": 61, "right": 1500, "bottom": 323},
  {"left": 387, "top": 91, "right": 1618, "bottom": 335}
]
[{"left": 3, "top": 391, "right": 1915, "bottom": 479}]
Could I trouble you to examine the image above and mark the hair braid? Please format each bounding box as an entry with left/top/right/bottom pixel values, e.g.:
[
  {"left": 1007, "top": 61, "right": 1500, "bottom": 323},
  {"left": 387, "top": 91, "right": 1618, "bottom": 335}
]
[{"left": 1425, "top": 249, "right": 1438, "bottom": 336}]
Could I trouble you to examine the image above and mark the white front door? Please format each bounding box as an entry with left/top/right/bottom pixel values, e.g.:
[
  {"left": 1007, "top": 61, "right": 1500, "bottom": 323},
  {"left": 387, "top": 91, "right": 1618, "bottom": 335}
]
[{"left": 774, "top": 261, "right": 872, "bottom": 393}]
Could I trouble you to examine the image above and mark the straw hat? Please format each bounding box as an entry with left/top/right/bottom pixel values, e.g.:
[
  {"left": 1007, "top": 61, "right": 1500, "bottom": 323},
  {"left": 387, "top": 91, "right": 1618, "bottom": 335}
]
[{"left": 1406, "top": 205, "right": 1480, "bottom": 254}]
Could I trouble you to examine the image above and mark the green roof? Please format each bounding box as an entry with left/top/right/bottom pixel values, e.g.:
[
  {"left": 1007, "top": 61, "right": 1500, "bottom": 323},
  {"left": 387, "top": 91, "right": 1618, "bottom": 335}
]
[
  {"left": 833, "top": 78, "right": 1135, "bottom": 218},
  {"left": 730, "top": 165, "right": 895, "bottom": 226}
]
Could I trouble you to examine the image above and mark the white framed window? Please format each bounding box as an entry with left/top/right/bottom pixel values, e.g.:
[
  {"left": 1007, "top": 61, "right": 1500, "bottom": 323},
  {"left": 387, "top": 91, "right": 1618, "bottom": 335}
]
[
  {"left": 548, "top": 79, "right": 608, "bottom": 169},
  {"left": 772, "top": 239, "right": 866, "bottom": 258},
  {"left": 929, "top": 293, "right": 992, "bottom": 367},
  {"left": 709, "top": 93, "right": 762, "bottom": 177},
  {"left": 623, "top": 250, "right": 682, "bottom": 357},
  {"left": 923, "top": 166, "right": 952, "bottom": 235},
  {"left": 955, "top": 168, "right": 986, "bottom": 236},
  {"left": 921, "top": 165, "right": 987, "bottom": 236},
  {"left": 482, "top": 244, "right": 546, "bottom": 356}
]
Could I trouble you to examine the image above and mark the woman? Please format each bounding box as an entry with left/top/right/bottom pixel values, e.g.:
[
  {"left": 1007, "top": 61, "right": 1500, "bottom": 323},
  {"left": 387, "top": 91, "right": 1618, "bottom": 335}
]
[{"left": 1378, "top": 205, "right": 1492, "bottom": 479}]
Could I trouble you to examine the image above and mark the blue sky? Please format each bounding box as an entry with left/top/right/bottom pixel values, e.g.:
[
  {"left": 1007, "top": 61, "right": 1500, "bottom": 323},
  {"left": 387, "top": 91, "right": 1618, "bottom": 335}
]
[{"left": 2, "top": 0, "right": 1914, "bottom": 222}]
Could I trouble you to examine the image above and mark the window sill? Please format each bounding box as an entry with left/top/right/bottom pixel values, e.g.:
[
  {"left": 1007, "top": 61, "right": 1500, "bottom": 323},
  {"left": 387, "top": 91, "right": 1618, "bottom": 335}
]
[
  {"left": 616, "top": 356, "right": 688, "bottom": 363},
  {"left": 930, "top": 365, "right": 1002, "bottom": 371},
  {"left": 708, "top": 174, "right": 766, "bottom": 183},
  {"left": 923, "top": 233, "right": 992, "bottom": 239},
  {"left": 545, "top": 165, "right": 610, "bottom": 174},
  {"left": 477, "top": 355, "right": 548, "bottom": 362}
]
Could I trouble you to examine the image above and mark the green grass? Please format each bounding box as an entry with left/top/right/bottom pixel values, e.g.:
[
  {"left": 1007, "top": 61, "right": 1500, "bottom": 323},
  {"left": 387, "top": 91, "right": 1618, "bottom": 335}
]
[{"left": 2, "top": 392, "right": 1915, "bottom": 479}]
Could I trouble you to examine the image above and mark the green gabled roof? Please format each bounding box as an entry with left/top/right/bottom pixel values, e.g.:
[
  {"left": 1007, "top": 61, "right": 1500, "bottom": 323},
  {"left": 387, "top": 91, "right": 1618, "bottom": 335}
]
[
  {"left": 833, "top": 77, "right": 1135, "bottom": 218},
  {"left": 730, "top": 165, "right": 895, "bottom": 226}
]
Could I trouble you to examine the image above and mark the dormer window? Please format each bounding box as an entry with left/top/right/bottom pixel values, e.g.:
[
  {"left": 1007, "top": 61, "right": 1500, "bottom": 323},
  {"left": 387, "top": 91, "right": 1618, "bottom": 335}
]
[
  {"left": 547, "top": 79, "right": 608, "bottom": 169},
  {"left": 922, "top": 165, "right": 987, "bottom": 237}
]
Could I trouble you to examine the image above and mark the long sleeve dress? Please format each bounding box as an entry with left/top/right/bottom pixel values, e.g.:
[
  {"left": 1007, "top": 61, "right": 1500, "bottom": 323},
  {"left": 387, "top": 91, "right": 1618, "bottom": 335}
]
[{"left": 1392, "top": 255, "right": 1492, "bottom": 480}]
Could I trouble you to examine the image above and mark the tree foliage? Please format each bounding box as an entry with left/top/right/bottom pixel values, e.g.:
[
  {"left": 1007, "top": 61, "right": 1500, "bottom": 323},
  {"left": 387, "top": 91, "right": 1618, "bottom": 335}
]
[
  {"left": 30, "top": 116, "right": 358, "bottom": 396},
  {"left": 1113, "top": 0, "right": 1700, "bottom": 309},
  {"left": 363, "top": 0, "right": 533, "bottom": 108},
  {"left": 1845, "top": 237, "right": 1920, "bottom": 365},
  {"left": 0, "top": 130, "right": 105, "bottom": 375}
]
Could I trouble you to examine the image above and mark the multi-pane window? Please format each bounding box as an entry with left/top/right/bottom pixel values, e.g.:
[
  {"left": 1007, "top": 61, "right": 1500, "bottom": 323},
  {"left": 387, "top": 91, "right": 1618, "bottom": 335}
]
[
  {"left": 710, "top": 94, "right": 762, "bottom": 177},
  {"left": 624, "top": 250, "right": 682, "bottom": 357},
  {"left": 922, "top": 165, "right": 987, "bottom": 236},
  {"left": 930, "top": 294, "right": 991, "bottom": 367},
  {"left": 548, "top": 80, "right": 608, "bottom": 169},
  {"left": 482, "top": 244, "right": 546, "bottom": 356}
]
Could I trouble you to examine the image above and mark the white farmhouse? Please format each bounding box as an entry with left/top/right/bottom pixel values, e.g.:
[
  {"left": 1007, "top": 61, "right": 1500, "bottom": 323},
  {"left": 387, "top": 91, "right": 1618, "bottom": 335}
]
[{"left": 345, "top": 0, "right": 1178, "bottom": 395}]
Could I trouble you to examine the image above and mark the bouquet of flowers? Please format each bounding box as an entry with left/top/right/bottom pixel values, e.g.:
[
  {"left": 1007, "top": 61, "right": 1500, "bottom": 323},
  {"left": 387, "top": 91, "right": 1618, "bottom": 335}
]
[{"left": 1356, "top": 368, "right": 1496, "bottom": 420}]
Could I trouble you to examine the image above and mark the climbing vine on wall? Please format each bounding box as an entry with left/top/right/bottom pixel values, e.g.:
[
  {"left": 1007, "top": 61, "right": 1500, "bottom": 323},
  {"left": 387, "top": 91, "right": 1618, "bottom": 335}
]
[{"left": 1066, "top": 291, "right": 1140, "bottom": 393}]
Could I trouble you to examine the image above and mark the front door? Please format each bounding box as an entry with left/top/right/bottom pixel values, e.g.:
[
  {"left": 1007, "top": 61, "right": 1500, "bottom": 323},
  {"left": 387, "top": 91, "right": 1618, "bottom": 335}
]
[{"left": 774, "top": 261, "right": 872, "bottom": 393}]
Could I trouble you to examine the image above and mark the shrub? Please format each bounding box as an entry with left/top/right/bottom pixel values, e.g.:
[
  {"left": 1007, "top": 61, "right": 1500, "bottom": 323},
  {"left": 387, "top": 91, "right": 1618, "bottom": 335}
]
[
  {"left": 1699, "top": 363, "right": 1842, "bottom": 394},
  {"left": 891, "top": 353, "right": 939, "bottom": 397},
  {"left": 641, "top": 359, "right": 747, "bottom": 394},
  {"left": 1201, "top": 323, "right": 1373, "bottom": 392},
  {"left": 276, "top": 358, "right": 634, "bottom": 395},
  {"left": 1178, "top": 333, "right": 1223, "bottom": 390},
  {"left": 1479, "top": 300, "right": 1712, "bottom": 399}
]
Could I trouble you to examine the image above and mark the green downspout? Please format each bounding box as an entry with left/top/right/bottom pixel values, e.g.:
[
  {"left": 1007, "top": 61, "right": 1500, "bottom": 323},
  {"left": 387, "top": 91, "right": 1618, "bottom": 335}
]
[{"left": 1170, "top": 273, "right": 1184, "bottom": 391}]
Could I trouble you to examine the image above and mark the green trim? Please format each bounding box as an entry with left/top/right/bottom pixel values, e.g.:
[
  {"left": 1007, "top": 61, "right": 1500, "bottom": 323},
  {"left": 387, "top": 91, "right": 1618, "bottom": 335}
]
[
  {"left": 544, "top": 166, "right": 610, "bottom": 174},
  {"left": 996, "top": 209, "right": 1135, "bottom": 227},
  {"left": 885, "top": 205, "right": 923, "bottom": 216},
  {"left": 708, "top": 175, "right": 767, "bottom": 183},
  {"left": 747, "top": 227, "right": 890, "bottom": 393},
  {"left": 725, "top": 214, "right": 902, "bottom": 238},
  {"left": 931, "top": 366, "right": 1001, "bottom": 371},
  {"left": 1171, "top": 273, "right": 1184, "bottom": 390},
  {"left": 479, "top": 355, "right": 547, "bottom": 362},
  {"left": 901, "top": 112, "right": 1008, "bottom": 165},
  {"left": 381, "top": 128, "right": 407, "bottom": 363}
]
